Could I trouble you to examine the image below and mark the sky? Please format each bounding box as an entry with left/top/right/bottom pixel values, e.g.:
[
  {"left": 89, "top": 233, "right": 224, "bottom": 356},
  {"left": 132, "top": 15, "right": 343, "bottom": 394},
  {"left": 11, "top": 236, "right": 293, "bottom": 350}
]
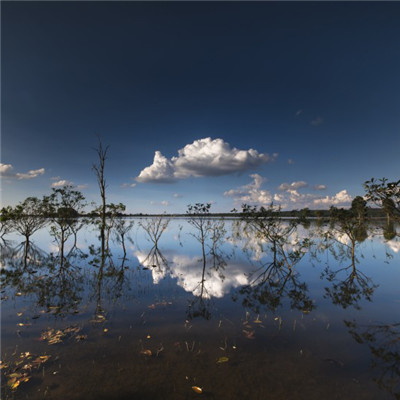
[{"left": 1, "top": 1, "right": 399, "bottom": 214}]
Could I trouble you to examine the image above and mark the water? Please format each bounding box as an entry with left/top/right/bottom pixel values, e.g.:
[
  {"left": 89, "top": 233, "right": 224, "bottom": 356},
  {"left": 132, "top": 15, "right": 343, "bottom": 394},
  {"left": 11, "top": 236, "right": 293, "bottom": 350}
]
[{"left": 1, "top": 218, "right": 399, "bottom": 399}]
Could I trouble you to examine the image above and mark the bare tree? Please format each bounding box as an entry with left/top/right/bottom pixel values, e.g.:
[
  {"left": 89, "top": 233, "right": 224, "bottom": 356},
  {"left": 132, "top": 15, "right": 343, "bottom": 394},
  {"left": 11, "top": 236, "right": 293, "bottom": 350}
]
[{"left": 92, "top": 138, "right": 109, "bottom": 261}]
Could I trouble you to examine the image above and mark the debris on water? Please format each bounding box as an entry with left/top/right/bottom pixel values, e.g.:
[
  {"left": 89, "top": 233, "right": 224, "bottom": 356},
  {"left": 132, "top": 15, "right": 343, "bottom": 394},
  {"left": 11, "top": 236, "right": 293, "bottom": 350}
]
[
  {"left": 192, "top": 386, "right": 203, "bottom": 394},
  {"left": 17, "top": 312, "right": 23, "bottom": 317},
  {"left": 2, "top": 352, "right": 51, "bottom": 392},
  {"left": 217, "top": 356, "right": 229, "bottom": 364},
  {"left": 323, "top": 358, "right": 344, "bottom": 367},
  {"left": 90, "top": 314, "right": 106, "bottom": 323},
  {"left": 17, "top": 323, "right": 31, "bottom": 327},
  {"left": 156, "top": 344, "right": 164, "bottom": 357},
  {"left": 243, "top": 329, "right": 255, "bottom": 339},
  {"left": 140, "top": 349, "right": 152, "bottom": 356},
  {"left": 41, "top": 325, "right": 82, "bottom": 344}
]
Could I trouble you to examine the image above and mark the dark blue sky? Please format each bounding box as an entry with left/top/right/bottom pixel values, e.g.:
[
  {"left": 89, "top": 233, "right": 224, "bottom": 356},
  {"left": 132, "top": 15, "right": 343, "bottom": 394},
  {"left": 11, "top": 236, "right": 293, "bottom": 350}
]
[{"left": 2, "top": 2, "right": 399, "bottom": 212}]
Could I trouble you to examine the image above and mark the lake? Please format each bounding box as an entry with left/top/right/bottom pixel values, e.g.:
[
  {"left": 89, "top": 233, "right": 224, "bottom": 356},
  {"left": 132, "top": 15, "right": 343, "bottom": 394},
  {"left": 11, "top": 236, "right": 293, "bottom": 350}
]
[{"left": 1, "top": 217, "right": 399, "bottom": 399}]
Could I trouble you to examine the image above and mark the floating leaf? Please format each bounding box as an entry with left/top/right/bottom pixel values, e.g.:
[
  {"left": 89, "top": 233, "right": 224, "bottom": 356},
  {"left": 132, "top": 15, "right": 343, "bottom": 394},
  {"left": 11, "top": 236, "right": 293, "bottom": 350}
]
[
  {"left": 103, "top": 328, "right": 109, "bottom": 333},
  {"left": 140, "top": 349, "right": 152, "bottom": 356},
  {"left": 9, "top": 378, "right": 20, "bottom": 390},
  {"left": 217, "top": 357, "right": 229, "bottom": 364},
  {"left": 146, "top": 335, "right": 151, "bottom": 339},
  {"left": 0, "top": 361, "right": 9, "bottom": 370},
  {"left": 192, "top": 386, "right": 203, "bottom": 394},
  {"left": 17, "top": 312, "right": 23, "bottom": 317}
]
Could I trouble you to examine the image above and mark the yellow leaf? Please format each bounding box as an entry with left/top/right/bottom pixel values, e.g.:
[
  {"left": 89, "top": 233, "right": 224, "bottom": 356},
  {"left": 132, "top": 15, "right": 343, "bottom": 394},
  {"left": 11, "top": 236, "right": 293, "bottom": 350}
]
[
  {"left": 140, "top": 349, "right": 152, "bottom": 356},
  {"left": 192, "top": 386, "right": 203, "bottom": 394},
  {"left": 103, "top": 328, "right": 109, "bottom": 333},
  {"left": 217, "top": 357, "right": 229, "bottom": 364},
  {"left": 146, "top": 334, "right": 151, "bottom": 339}
]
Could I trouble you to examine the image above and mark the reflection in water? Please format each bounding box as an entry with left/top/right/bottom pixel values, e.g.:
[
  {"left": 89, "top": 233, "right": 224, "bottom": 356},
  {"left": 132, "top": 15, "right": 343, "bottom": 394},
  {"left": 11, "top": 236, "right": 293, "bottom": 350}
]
[
  {"left": 315, "top": 220, "right": 378, "bottom": 310},
  {"left": 345, "top": 320, "right": 400, "bottom": 399},
  {"left": 232, "top": 206, "right": 314, "bottom": 313},
  {"left": 1, "top": 219, "right": 400, "bottom": 399}
]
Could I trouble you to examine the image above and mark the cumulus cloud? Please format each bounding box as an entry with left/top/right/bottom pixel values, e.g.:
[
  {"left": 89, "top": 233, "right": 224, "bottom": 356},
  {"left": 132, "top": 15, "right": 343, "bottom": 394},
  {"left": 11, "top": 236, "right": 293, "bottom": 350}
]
[
  {"left": 278, "top": 181, "right": 308, "bottom": 191},
  {"left": 16, "top": 168, "right": 45, "bottom": 179},
  {"left": 0, "top": 163, "right": 14, "bottom": 176},
  {"left": 311, "top": 117, "right": 324, "bottom": 126},
  {"left": 225, "top": 175, "right": 352, "bottom": 210},
  {"left": 314, "top": 184, "right": 327, "bottom": 190},
  {"left": 224, "top": 173, "right": 273, "bottom": 205},
  {"left": 51, "top": 179, "right": 74, "bottom": 187},
  {"left": 136, "top": 138, "right": 277, "bottom": 183},
  {"left": 313, "top": 190, "right": 352, "bottom": 206},
  {"left": 1, "top": 163, "right": 45, "bottom": 180},
  {"left": 51, "top": 179, "right": 87, "bottom": 190}
]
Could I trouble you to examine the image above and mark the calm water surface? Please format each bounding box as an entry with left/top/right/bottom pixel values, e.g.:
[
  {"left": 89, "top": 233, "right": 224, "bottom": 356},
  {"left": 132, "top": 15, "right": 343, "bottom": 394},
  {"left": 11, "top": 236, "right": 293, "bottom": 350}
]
[{"left": 1, "top": 218, "right": 399, "bottom": 399}]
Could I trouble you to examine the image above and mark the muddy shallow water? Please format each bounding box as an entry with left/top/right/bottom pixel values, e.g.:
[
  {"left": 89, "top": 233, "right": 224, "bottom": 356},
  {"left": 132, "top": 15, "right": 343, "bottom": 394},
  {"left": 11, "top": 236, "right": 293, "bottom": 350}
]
[{"left": 1, "top": 218, "right": 399, "bottom": 399}]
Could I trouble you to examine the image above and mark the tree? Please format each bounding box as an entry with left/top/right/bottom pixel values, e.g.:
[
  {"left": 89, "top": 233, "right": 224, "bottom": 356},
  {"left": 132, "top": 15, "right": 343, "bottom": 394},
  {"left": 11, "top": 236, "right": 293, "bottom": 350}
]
[
  {"left": 6, "top": 197, "right": 48, "bottom": 266},
  {"left": 8, "top": 197, "right": 47, "bottom": 241},
  {"left": 92, "top": 139, "right": 109, "bottom": 260},
  {"left": 364, "top": 178, "right": 400, "bottom": 223},
  {"left": 351, "top": 196, "right": 367, "bottom": 223},
  {"left": 0, "top": 206, "right": 13, "bottom": 239},
  {"left": 186, "top": 203, "right": 213, "bottom": 299},
  {"left": 47, "top": 185, "right": 86, "bottom": 266}
]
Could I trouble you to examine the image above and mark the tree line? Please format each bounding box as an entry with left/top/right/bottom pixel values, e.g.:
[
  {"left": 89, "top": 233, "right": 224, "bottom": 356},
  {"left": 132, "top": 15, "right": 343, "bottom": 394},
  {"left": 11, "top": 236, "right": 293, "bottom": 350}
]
[{"left": 1, "top": 139, "right": 399, "bottom": 245}]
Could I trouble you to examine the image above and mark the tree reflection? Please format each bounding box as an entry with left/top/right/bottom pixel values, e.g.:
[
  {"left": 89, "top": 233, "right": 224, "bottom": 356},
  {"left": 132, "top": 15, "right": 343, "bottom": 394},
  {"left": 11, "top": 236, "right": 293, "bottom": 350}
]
[
  {"left": 318, "top": 209, "right": 377, "bottom": 310},
  {"left": 185, "top": 205, "right": 228, "bottom": 320},
  {"left": 233, "top": 204, "right": 313, "bottom": 314},
  {"left": 0, "top": 240, "right": 84, "bottom": 317},
  {"left": 345, "top": 320, "right": 400, "bottom": 399},
  {"left": 139, "top": 216, "right": 170, "bottom": 275}
]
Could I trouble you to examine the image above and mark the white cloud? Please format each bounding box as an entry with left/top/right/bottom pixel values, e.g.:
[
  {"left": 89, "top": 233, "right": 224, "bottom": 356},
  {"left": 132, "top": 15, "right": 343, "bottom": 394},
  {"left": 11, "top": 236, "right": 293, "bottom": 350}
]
[
  {"left": 314, "top": 184, "right": 327, "bottom": 190},
  {"left": 150, "top": 200, "right": 170, "bottom": 207},
  {"left": 173, "top": 193, "right": 182, "bottom": 198},
  {"left": 1, "top": 164, "right": 45, "bottom": 180},
  {"left": 288, "top": 159, "right": 294, "bottom": 165},
  {"left": 76, "top": 184, "right": 88, "bottom": 190},
  {"left": 136, "top": 138, "right": 277, "bottom": 183},
  {"left": 295, "top": 110, "right": 303, "bottom": 117},
  {"left": 121, "top": 182, "right": 137, "bottom": 188},
  {"left": 0, "top": 163, "right": 14, "bottom": 176},
  {"left": 278, "top": 181, "right": 308, "bottom": 191},
  {"left": 313, "top": 190, "right": 352, "bottom": 206},
  {"left": 225, "top": 175, "right": 352, "bottom": 210},
  {"left": 224, "top": 173, "right": 273, "bottom": 205},
  {"left": 16, "top": 168, "right": 45, "bottom": 180},
  {"left": 311, "top": 117, "right": 324, "bottom": 126},
  {"left": 51, "top": 179, "right": 74, "bottom": 188}
]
